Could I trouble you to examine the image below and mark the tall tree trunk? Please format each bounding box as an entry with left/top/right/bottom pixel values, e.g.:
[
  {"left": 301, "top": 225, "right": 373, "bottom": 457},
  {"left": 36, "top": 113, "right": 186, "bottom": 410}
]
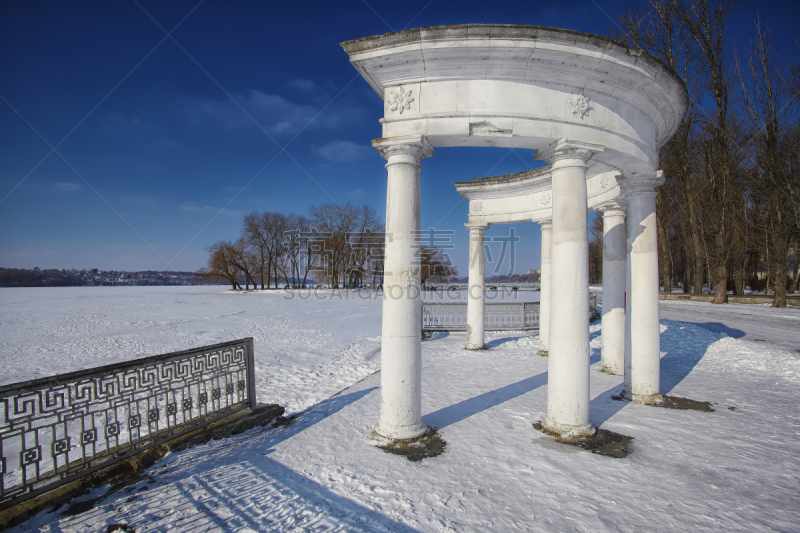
[
  {"left": 789, "top": 259, "right": 799, "bottom": 294},
  {"left": 260, "top": 250, "right": 266, "bottom": 290},
  {"left": 683, "top": 265, "right": 691, "bottom": 293},
  {"left": 712, "top": 233, "right": 728, "bottom": 304},
  {"left": 691, "top": 227, "right": 705, "bottom": 294},
  {"left": 733, "top": 262, "right": 745, "bottom": 295}
]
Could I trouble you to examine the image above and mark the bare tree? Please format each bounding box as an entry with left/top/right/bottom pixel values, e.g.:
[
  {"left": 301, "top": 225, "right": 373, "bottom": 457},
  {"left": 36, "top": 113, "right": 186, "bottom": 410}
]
[
  {"left": 615, "top": 0, "right": 705, "bottom": 294},
  {"left": 243, "top": 211, "right": 269, "bottom": 289},
  {"left": 197, "top": 240, "right": 242, "bottom": 290},
  {"left": 420, "top": 247, "right": 458, "bottom": 285},
  {"left": 227, "top": 237, "right": 259, "bottom": 290},
  {"left": 588, "top": 214, "right": 604, "bottom": 285},
  {"left": 680, "top": 0, "right": 742, "bottom": 303},
  {"left": 309, "top": 202, "right": 358, "bottom": 288},
  {"left": 736, "top": 21, "right": 800, "bottom": 306},
  {"left": 282, "top": 214, "right": 305, "bottom": 287},
  {"left": 343, "top": 205, "right": 383, "bottom": 288}
]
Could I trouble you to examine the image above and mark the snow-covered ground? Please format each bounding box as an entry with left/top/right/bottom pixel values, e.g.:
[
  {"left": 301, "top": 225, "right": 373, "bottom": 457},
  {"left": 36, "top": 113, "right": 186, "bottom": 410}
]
[
  {"left": 1, "top": 287, "right": 799, "bottom": 532},
  {"left": 659, "top": 300, "right": 800, "bottom": 352},
  {"left": 0, "top": 286, "right": 385, "bottom": 414}
]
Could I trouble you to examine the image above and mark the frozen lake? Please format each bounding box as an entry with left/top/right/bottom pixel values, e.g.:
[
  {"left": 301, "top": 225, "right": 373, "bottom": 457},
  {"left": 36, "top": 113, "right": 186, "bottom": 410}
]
[{"left": 2, "top": 286, "right": 799, "bottom": 532}]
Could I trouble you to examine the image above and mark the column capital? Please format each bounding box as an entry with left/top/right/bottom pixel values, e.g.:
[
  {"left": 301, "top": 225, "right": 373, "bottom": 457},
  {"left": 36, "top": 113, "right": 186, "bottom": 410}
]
[
  {"left": 465, "top": 222, "right": 489, "bottom": 232},
  {"left": 596, "top": 199, "right": 627, "bottom": 216},
  {"left": 617, "top": 170, "right": 664, "bottom": 196},
  {"left": 372, "top": 135, "right": 434, "bottom": 161},
  {"left": 537, "top": 219, "right": 552, "bottom": 229},
  {"left": 534, "top": 139, "right": 604, "bottom": 167}
]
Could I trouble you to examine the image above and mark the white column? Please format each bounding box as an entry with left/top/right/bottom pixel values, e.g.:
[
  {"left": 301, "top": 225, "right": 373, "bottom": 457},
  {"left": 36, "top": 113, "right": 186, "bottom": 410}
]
[
  {"left": 537, "top": 220, "right": 552, "bottom": 356},
  {"left": 372, "top": 135, "right": 433, "bottom": 441},
  {"left": 535, "top": 139, "right": 603, "bottom": 440},
  {"left": 597, "top": 200, "right": 627, "bottom": 375},
  {"left": 465, "top": 223, "right": 488, "bottom": 350},
  {"left": 619, "top": 172, "right": 664, "bottom": 405}
]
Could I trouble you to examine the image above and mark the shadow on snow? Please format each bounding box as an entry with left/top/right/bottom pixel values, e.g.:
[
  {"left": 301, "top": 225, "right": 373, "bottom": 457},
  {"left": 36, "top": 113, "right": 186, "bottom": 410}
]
[
  {"left": 422, "top": 320, "right": 715, "bottom": 430},
  {"left": 42, "top": 387, "right": 421, "bottom": 533},
  {"left": 423, "top": 372, "right": 547, "bottom": 429},
  {"left": 590, "top": 319, "right": 718, "bottom": 426}
]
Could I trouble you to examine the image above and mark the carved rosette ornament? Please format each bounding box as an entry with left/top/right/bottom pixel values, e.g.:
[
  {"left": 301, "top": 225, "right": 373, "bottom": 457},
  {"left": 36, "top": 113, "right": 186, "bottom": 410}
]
[
  {"left": 386, "top": 86, "right": 414, "bottom": 114},
  {"left": 600, "top": 175, "right": 609, "bottom": 189},
  {"left": 471, "top": 201, "right": 483, "bottom": 214},
  {"left": 569, "top": 92, "right": 593, "bottom": 118},
  {"left": 539, "top": 192, "right": 552, "bottom": 207}
]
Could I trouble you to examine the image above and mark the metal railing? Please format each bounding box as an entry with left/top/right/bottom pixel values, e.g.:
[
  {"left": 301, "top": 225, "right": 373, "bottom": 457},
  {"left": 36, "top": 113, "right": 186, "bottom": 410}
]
[
  {"left": 423, "top": 295, "right": 599, "bottom": 332},
  {"left": 424, "top": 282, "right": 540, "bottom": 290},
  {"left": 423, "top": 302, "right": 540, "bottom": 331},
  {"left": 0, "top": 338, "right": 256, "bottom": 510},
  {"left": 590, "top": 293, "right": 599, "bottom": 321}
]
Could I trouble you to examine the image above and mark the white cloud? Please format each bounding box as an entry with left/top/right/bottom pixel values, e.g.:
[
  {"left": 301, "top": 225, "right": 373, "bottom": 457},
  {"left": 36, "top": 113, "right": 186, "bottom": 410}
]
[
  {"left": 314, "top": 140, "right": 371, "bottom": 163},
  {"left": 184, "top": 90, "right": 364, "bottom": 137},
  {"left": 179, "top": 202, "right": 240, "bottom": 217}
]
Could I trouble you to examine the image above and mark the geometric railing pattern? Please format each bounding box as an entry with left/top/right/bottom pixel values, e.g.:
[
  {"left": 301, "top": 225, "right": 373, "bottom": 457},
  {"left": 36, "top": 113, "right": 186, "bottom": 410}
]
[
  {"left": 423, "top": 302, "right": 540, "bottom": 331},
  {"left": 423, "top": 295, "right": 599, "bottom": 331},
  {"left": 424, "top": 282, "right": 541, "bottom": 289},
  {"left": 0, "top": 338, "right": 256, "bottom": 511}
]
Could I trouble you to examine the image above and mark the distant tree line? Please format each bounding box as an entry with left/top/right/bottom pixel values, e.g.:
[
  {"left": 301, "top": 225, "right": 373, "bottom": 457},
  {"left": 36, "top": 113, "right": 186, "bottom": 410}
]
[
  {"left": 0, "top": 268, "right": 197, "bottom": 287},
  {"left": 196, "top": 201, "right": 458, "bottom": 290},
  {"left": 0, "top": 267, "right": 79, "bottom": 287},
  {"left": 592, "top": 0, "right": 800, "bottom": 306}
]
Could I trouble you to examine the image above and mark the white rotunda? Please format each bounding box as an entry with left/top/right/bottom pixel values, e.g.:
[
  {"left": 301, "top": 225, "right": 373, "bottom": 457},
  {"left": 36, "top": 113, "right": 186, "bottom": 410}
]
[{"left": 341, "top": 24, "right": 688, "bottom": 442}]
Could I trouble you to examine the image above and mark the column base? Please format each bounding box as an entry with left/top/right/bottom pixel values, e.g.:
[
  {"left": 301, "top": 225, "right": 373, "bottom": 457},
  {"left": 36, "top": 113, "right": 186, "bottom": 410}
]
[
  {"left": 537, "top": 418, "right": 596, "bottom": 442},
  {"left": 371, "top": 421, "right": 430, "bottom": 443},
  {"left": 621, "top": 390, "right": 663, "bottom": 405},
  {"left": 537, "top": 349, "right": 549, "bottom": 357},
  {"left": 464, "top": 343, "right": 485, "bottom": 350}
]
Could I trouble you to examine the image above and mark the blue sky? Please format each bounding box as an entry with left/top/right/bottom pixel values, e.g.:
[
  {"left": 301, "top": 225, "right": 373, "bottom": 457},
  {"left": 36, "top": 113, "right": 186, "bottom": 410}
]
[{"left": 1, "top": 0, "right": 798, "bottom": 275}]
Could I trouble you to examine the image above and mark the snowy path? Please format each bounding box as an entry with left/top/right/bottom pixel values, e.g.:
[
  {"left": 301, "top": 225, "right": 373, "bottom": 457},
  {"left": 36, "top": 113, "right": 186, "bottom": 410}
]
[
  {"left": 659, "top": 300, "right": 800, "bottom": 352},
  {"left": 2, "top": 288, "right": 800, "bottom": 531}
]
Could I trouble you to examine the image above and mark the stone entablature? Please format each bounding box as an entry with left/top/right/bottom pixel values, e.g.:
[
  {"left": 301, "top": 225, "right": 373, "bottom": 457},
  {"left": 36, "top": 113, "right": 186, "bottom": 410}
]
[
  {"left": 454, "top": 168, "right": 622, "bottom": 225},
  {"left": 341, "top": 24, "right": 688, "bottom": 177}
]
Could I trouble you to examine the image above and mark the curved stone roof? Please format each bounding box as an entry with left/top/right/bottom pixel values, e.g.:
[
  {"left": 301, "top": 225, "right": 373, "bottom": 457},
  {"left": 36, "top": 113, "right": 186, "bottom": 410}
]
[
  {"left": 341, "top": 24, "right": 686, "bottom": 97},
  {"left": 341, "top": 24, "right": 689, "bottom": 149},
  {"left": 453, "top": 165, "right": 551, "bottom": 189}
]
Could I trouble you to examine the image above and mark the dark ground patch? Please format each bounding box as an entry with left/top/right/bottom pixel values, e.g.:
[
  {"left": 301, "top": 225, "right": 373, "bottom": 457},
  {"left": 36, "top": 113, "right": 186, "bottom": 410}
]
[
  {"left": 660, "top": 396, "right": 715, "bottom": 411},
  {"left": 611, "top": 393, "right": 714, "bottom": 412},
  {"left": 376, "top": 429, "right": 447, "bottom": 462},
  {"left": 534, "top": 423, "right": 633, "bottom": 458},
  {"left": 107, "top": 524, "right": 135, "bottom": 532},
  {"left": 272, "top": 413, "right": 302, "bottom": 427}
]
